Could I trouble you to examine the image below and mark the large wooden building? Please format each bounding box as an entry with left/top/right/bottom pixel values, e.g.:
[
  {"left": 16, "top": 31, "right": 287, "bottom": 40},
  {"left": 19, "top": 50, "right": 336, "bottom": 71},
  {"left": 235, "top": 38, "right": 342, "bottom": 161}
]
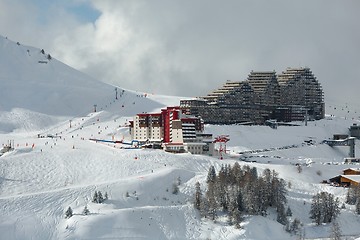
[{"left": 329, "top": 168, "right": 360, "bottom": 187}]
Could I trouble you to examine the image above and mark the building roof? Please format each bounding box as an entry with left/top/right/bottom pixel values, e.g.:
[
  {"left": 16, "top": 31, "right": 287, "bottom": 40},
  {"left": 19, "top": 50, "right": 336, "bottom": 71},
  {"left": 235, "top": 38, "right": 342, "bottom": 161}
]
[
  {"left": 163, "top": 142, "right": 184, "bottom": 146},
  {"left": 137, "top": 113, "right": 161, "bottom": 117},
  {"left": 343, "top": 168, "right": 360, "bottom": 174},
  {"left": 341, "top": 175, "right": 360, "bottom": 183}
]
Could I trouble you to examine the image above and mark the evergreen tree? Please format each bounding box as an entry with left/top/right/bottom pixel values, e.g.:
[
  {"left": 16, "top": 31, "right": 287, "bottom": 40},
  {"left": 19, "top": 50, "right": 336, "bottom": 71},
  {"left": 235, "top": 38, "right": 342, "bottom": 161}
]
[
  {"left": 227, "top": 186, "right": 242, "bottom": 227},
  {"left": 329, "top": 220, "right": 341, "bottom": 240},
  {"left": 244, "top": 179, "right": 262, "bottom": 215},
  {"left": 216, "top": 165, "right": 229, "bottom": 212},
  {"left": 92, "top": 191, "right": 98, "bottom": 203},
  {"left": 237, "top": 191, "right": 245, "bottom": 213},
  {"left": 290, "top": 218, "right": 301, "bottom": 235},
  {"left": 92, "top": 191, "right": 105, "bottom": 203},
  {"left": 324, "top": 193, "right": 340, "bottom": 223},
  {"left": 250, "top": 167, "right": 258, "bottom": 180},
  {"left": 201, "top": 196, "right": 210, "bottom": 218},
  {"left": 194, "top": 181, "right": 202, "bottom": 211},
  {"left": 276, "top": 204, "right": 288, "bottom": 225},
  {"left": 346, "top": 185, "right": 360, "bottom": 205},
  {"left": 172, "top": 182, "right": 179, "bottom": 194},
  {"left": 271, "top": 172, "right": 287, "bottom": 209},
  {"left": 82, "top": 206, "right": 90, "bottom": 215},
  {"left": 256, "top": 178, "right": 268, "bottom": 216},
  {"left": 310, "top": 192, "right": 340, "bottom": 225},
  {"left": 310, "top": 193, "right": 322, "bottom": 225},
  {"left": 206, "top": 179, "right": 217, "bottom": 220},
  {"left": 104, "top": 192, "right": 108, "bottom": 200},
  {"left": 346, "top": 188, "right": 352, "bottom": 204},
  {"left": 200, "top": 164, "right": 288, "bottom": 228},
  {"left": 231, "top": 162, "right": 242, "bottom": 185},
  {"left": 286, "top": 206, "right": 293, "bottom": 217},
  {"left": 356, "top": 198, "right": 360, "bottom": 215},
  {"left": 65, "top": 206, "right": 73, "bottom": 219},
  {"left": 207, "top": 165, "right": 217, "bottom": 184},
  {"left": 97, "top": 191, "right": 104, "bottom": 203},
  {"left": 261, "top": 168, "right": 273, "bottom": 207}
]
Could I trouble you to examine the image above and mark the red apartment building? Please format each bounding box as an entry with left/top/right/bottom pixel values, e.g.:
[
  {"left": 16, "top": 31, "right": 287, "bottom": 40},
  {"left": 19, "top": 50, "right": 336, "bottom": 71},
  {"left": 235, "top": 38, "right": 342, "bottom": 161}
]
[{"left": 130, "top": 106, "right": 211, "bottom": 154}]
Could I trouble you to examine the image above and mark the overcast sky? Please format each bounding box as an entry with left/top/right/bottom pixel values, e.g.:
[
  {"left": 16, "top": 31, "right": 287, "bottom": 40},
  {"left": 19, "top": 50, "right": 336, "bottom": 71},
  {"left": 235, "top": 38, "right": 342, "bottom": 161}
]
[{"left": 1, "top": 0, "right": 359, "bottom": 110}]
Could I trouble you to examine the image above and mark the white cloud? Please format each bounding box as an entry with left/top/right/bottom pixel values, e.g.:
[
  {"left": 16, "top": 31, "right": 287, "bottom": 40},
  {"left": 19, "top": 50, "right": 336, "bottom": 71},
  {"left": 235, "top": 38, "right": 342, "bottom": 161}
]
[{"left": 0, "top": 0, "right": 359, "bottom": 104}]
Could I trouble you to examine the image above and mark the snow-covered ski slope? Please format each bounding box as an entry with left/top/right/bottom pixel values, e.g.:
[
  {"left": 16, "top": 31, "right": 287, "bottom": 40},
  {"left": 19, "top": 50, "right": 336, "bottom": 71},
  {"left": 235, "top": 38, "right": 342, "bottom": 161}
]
[
  {"left": 0, "top": 35, "right": 181, "bottom": 132},
  {"left": 1, "top": 35, "right": 360, "bottom": 239}
]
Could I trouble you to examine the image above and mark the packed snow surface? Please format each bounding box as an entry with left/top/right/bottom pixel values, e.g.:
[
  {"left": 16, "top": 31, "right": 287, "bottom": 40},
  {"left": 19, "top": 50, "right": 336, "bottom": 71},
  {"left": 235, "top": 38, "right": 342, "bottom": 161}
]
[{"left": 1, "top": 35, "right": 360, "bottom": 239}]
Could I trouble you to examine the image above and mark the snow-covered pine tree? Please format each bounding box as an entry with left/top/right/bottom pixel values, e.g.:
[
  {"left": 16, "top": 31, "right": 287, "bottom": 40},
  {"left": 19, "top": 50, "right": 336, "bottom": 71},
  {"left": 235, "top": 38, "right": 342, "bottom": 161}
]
[
  {"left": 329, "top": 220, "right": 342, "bottom": 240},
  {"left": 261, "top": 168, "right": 273, "bottom": 207},
  {"left": 230, "top": 162, "right": 242, "bottom": 185},
  {"left": 97, "top": 191, "right": 104, "bottom": 203},
  {"left": 243, "top": 180, "right": 258, "bottom": 215},
  {"left": 322, "top": 192, "right": 340, "bottom": 223},
  {"left": 65, "top": 206, "right": 73, "bottom": 219},
  {"left": 82, "top": 206, "right": 90, "bottom": 215},
  {"left": 104, "top": 192, "right": 108, "bottom": 200},
  {"left": 355, "top": 198, "right": 360, "bottom": 214},
  {"left": 237, "top": 190, "right": 245, "bottom": 213},
  {"left": 216, "top": 165, "right": 229, "bottom": 212},
  {"left": 346, "top": 189, "right": 352, "bottom": 204},
  {"left": 250, "top": 167, "right": 258, "bottom": 180},
  {"left": 228, "top": 187, "right": 242, "bottom": 228},
  {"left": 207, "top": 166, "right": 216, "bottom": 184},
  {"left": 194, "top": 181, "right": 202, "bottom": 211},
  {"left": 200, "top": 196, "right": 209, "bottom": 218},
  {"left": 271, "top": 171, "right": 287, "bottom": 209},
  {"left": 346, "top": 185, "right": 360, "bottom": 205},
  {"left": 310, "top": 193, "right": 322, "bottom": 225},
  {"left": 310, "top": 192, "right": 339, "bottom": 225},
  {"left": 176, "top": 176, "right": 181, "bottom": 186},
  {"left": 201, "top": 164, "right": 289, "bottom": 228},
  {"left": 256, "top": 177, "right": 268, "bottom": 216},
  {"left": 286, "top": 206, "right": 293, "bottom": 217},
  {"left": 92, "top": 191, "right": 98, "bottom": 203},
  {"left": 172, "top": 182, "right": 179, "bottom": 194},
  {"left": 206, "top": 178, "right": 217, "bottom": 220},
  {"left": 276, "top": 204, "right": 288, "bottom": 225},
  {"left": 290, "top": 218, "right": 301, "bottom": 235}
]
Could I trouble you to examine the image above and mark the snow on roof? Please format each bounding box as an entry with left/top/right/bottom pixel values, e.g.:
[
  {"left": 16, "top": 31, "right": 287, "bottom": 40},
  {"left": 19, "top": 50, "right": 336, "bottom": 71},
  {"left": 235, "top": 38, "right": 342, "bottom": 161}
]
[{"left": 341, "top": 175, "right": 360, "bottom": 183}]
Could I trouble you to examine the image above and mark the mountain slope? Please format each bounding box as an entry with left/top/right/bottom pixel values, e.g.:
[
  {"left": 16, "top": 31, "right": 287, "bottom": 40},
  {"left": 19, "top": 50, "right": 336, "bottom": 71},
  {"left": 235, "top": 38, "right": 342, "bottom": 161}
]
[
  {"left": 0, "top": 35, "right": 182, "bottom": 134},
  {"left": 0, "top": 35, "right": 181, "bottom": 117}
]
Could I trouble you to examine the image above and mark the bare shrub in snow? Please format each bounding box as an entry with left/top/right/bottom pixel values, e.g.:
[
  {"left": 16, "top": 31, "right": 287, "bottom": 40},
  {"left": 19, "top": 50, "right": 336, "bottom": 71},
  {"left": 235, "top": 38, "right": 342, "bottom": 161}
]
[{"left": 297, "top": 165, "right": 303, "bottom": 173}]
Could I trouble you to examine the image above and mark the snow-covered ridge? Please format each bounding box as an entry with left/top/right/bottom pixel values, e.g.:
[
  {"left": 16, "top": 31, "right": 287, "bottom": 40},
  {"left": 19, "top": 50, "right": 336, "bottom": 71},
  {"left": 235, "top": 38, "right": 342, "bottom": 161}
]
[{"left": 0, "top": 35, "right": 184, "bottom": 134}]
